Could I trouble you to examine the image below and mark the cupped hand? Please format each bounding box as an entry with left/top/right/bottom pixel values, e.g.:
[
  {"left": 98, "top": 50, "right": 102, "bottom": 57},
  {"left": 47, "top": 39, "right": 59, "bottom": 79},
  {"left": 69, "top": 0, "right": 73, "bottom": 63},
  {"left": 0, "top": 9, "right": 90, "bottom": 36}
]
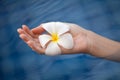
[
  {"left": 17, "top": 23, "right": 90, "bottom": 55},
  {"left": 17, "top": 25, "right": 45, "bottom": 54}
]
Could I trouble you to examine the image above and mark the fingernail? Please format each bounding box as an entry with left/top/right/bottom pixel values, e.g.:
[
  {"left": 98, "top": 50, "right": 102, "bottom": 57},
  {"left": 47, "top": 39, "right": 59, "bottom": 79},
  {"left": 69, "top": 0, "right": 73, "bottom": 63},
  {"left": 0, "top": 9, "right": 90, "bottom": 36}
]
[
  {"left": 22, "top": 25, "right": 26, "bottom": 28},
  {"left": 22, "top": 24, "right": 26, "bottom": 26},
  {"left": 19, "top": 35, "right": 21, "bottom": 38},
  {"left": 17, "top": 28, "right": 21, "bottom": 32},
  {"left": 32, "top": 49, "right": 35, "bottom": 51}
]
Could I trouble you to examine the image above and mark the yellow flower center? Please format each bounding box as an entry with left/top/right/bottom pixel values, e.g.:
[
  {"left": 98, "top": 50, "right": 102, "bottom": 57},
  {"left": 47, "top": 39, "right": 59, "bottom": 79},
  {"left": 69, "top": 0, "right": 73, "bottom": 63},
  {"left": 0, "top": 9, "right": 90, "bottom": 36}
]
[{"left": 51, "top": 33, "right": 59, "bottom": 42}]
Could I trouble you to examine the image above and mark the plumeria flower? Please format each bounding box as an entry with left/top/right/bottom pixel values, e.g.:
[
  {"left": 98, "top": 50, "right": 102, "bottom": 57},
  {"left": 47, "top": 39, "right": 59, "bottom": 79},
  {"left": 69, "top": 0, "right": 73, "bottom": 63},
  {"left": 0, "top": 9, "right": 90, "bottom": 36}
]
[{"left": 39, "top": 22, "right": 74, "bottom": 55}]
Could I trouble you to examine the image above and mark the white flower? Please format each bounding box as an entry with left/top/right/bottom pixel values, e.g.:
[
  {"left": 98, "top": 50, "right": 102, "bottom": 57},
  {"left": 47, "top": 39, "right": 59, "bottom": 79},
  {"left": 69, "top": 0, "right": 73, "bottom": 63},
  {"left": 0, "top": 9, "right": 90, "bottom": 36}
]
[{"left": 38, "top": 22, "right": 74, "bottom": 55}]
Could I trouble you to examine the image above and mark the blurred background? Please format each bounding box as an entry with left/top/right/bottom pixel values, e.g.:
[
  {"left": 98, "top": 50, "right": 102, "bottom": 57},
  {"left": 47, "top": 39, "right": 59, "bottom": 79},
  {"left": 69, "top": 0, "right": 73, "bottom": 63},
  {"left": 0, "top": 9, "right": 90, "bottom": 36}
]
[{"left": 0, "top": 0, "right": 120, "bottom": 80}]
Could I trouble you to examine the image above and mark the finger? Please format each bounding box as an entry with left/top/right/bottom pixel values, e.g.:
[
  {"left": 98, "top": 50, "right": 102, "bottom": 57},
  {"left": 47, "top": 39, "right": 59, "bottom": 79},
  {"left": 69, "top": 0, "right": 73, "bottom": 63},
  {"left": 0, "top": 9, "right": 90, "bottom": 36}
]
[
  {"left": 31, "top": 25, "right": 45, "bottom": 34},
  {"left": 22, "top": 25, "right": 35, "bottom": 38},
  {"left": 35, "top": 42, "right": 45, "bottom": 54},
  {"left": 19, "top": 34, "right": 30, "bottom": 43},
  {"left": 27, "top": 40, "right": 45, "bottom": 54},
  {"left": 27, "top": 40, "right": 36, "bottom": 51},
  {"left": 17, "top": 28, "right": 23, "bottom": 35},
  {"left": 17, "top": 28, "right": 34, "bottom": 40}
]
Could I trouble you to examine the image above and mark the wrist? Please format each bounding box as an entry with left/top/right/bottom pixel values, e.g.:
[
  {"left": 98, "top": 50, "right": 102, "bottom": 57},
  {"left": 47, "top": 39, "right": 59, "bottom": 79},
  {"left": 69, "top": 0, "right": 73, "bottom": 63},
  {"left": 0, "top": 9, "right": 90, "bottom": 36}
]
[
  {"left": 86, "top": 30, "right": 120, "bottom": 58},
  {"left": 86, "top": 30, "right": 95, "bottom": 55},
  {"left": 86, "top": 30, "right": 108, "bottom": 57}
]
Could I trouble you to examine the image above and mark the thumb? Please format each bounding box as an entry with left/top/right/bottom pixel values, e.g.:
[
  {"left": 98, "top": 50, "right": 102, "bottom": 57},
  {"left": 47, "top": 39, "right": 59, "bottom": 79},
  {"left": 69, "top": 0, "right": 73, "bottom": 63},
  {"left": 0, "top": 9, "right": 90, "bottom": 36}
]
[{"left": 31, "top": 25, "right": 45, "bottom": 34}]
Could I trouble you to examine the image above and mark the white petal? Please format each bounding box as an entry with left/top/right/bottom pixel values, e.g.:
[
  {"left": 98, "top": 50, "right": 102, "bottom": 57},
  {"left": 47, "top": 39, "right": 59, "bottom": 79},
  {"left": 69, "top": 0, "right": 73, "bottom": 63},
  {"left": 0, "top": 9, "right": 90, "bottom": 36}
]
[
  {"left": 45, "top": 42, "right": 61, "bottom": 56},
  {"left": 38, "top": 34, "right": 51, "bottom": 48},
  {"left": 42, "top": 22, "right": 70, "bottom": 36},
  {"left": 58, "top": 33, "right": 74, "bottom": 49},
  {"left": 55, "top": 22, "right": 70, "bottom": 35},
  {"left": 42, "top": 22, "right": 57, "bottom": 34}
]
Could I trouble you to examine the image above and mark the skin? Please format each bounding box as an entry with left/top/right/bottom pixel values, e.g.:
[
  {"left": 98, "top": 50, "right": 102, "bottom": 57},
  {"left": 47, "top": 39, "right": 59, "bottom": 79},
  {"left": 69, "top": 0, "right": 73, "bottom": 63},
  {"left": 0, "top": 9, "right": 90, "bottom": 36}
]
[{"left": 17, "top": 23, "right": 120, "bottom": 61}]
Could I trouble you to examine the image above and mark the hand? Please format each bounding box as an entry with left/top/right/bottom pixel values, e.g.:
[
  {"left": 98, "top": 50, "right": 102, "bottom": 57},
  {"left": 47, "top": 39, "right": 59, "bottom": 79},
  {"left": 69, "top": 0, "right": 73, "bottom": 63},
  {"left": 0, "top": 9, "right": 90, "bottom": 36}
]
[
  {"left": 17, "top": 23, "right": 90, "bottom": 55},
  {"left": 17, "top": 25, "right": 45, "bottom": 54}
]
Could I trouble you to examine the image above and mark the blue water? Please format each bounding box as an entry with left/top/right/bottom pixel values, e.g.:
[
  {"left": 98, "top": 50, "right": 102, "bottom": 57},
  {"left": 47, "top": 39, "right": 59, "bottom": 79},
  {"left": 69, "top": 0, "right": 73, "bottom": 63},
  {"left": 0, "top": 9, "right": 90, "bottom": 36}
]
[{"left": 0, "top": 0, "right": 120, "bottom": 80}]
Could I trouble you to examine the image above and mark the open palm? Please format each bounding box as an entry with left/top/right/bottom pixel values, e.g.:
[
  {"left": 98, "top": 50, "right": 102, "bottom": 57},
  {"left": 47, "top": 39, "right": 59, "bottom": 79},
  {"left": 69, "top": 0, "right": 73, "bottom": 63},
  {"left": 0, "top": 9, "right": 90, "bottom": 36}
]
[{"left": 17, "top": 23, "right": 89, "bottom": 55}]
